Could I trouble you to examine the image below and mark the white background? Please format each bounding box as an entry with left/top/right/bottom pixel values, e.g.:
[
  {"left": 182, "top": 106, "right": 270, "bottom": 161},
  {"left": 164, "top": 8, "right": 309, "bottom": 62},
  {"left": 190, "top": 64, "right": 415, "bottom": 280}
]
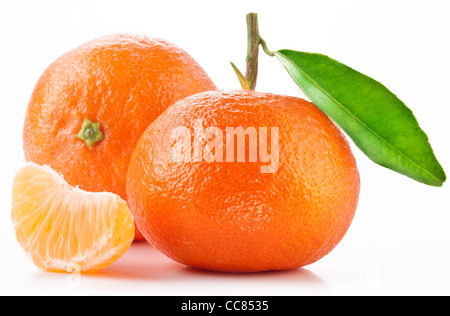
[{"left": 1, "top": 0, "right": 449, "bottom": 296}]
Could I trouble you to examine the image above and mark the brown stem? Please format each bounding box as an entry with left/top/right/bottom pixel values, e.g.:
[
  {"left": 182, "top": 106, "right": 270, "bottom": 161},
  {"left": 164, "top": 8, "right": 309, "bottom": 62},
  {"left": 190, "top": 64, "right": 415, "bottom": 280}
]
[
  {"left": 245, "top": 13, "right": 260, "bottom": 90},
  {"left": 231, "top": 13, "right": 274, "bottom": 91}
]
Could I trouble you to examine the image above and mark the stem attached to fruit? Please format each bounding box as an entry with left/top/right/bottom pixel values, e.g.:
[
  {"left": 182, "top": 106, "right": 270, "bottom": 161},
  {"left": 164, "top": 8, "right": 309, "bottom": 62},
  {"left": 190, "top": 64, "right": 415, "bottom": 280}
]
[
  {"left": 76, "top": 118, "right": 104, "bottom": 149},
  {"left": 231, "top": 13, "right": 274, "bottom": 91}
]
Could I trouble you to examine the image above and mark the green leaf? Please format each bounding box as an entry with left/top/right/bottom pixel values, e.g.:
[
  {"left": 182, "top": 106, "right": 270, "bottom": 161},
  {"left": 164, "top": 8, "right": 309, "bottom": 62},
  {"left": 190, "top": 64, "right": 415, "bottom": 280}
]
[{"left": 275, "top": 49, "right": 446, "bottom": 187}]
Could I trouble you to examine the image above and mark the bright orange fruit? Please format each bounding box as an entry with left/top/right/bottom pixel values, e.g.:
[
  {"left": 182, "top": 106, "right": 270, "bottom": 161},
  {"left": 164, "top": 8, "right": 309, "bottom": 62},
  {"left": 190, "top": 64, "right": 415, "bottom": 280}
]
[
  {"left": 23, "top": 34, "right": 216, "bottom": 240},
  {"left": 126, "top": 90, "right": 360, "bottom": 272},
  {"left": 11, "top": 163, "right": 134, "bottom": 273}
]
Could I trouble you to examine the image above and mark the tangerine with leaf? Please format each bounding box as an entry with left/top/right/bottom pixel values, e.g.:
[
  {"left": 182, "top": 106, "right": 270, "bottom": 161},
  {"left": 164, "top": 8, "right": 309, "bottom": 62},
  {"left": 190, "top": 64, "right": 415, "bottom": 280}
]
[{"left": 127, "top": 13, "right": 445, "bottom": 272}]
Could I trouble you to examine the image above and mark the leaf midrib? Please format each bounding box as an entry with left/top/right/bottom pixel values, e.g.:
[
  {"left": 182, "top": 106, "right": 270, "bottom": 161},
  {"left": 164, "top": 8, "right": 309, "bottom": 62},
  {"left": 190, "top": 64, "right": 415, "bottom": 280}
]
[{"left": 276, "top": 51, "right": 442, "bottom": 183}]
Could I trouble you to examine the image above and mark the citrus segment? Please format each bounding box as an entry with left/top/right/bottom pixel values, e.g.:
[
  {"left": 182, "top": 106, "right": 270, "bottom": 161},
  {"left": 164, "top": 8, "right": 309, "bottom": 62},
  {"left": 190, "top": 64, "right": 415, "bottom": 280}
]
[{"left": 12, "top": 163, "right": 134, "bottom": 273}]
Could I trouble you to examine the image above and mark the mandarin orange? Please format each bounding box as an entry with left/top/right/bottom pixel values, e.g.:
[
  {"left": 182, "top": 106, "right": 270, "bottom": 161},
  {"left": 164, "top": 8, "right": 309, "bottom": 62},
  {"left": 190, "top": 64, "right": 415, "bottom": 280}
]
[
  {"left": 126, "top": 89, "right": 360, "bottom": 272},
  {"left": 23, "top": 34, "right": 216, "bottom": 240}
]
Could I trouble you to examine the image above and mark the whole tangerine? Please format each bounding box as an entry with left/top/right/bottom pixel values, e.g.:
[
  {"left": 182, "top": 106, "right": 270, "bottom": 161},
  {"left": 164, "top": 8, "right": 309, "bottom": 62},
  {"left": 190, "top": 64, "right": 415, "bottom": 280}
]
[
  {"left": 23, "top": 34, "right": 216, "bottom": 240},
  {"left": 126, "top": 89, "right": 360, "bottom": 272}
]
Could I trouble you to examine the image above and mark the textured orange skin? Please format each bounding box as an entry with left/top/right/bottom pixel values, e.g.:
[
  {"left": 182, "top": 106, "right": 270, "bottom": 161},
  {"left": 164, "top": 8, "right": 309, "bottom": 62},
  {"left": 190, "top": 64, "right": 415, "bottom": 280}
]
[
  {"left": 126, "top": 90, "right": 360, "bottom": 272},
  {"left": 23, "top": 34, "right": 216, "bottom": 240}
]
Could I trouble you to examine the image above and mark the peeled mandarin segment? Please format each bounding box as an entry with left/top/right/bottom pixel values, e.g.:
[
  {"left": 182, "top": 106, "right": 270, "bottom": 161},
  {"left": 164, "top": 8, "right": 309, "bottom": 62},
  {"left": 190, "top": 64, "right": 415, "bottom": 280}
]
[{"left": 11, "top": 163, "right": 135, "bottom": 273}]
